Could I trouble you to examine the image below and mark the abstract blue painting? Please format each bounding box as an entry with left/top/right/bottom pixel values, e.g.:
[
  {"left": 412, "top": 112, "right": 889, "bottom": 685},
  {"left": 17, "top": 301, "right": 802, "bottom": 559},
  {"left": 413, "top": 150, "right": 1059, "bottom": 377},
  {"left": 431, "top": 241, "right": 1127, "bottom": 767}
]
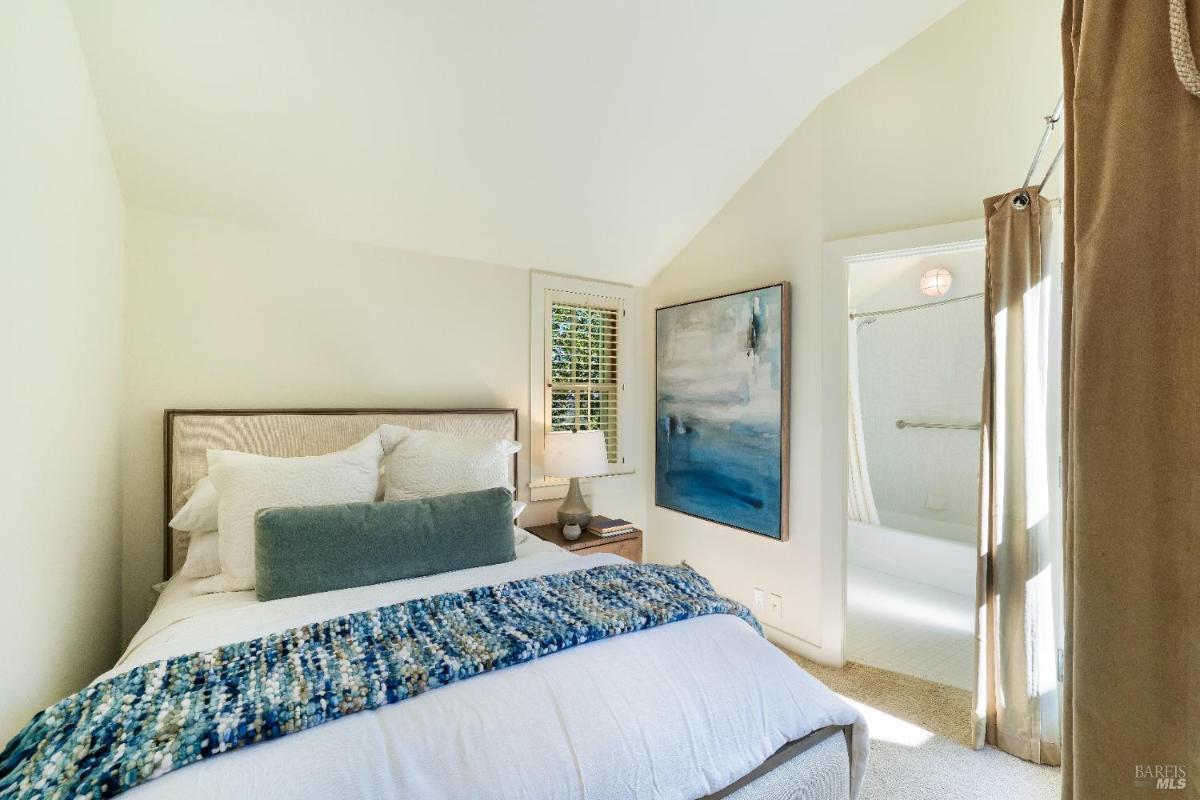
[{"left": 655, "top": 283, "right": 789, "bottom": 540}]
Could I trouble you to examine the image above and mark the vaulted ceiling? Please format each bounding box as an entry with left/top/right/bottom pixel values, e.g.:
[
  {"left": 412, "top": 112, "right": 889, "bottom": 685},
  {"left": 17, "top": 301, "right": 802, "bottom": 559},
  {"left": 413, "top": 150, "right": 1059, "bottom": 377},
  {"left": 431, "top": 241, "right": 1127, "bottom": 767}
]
[{"left": 69, "top": 1, "right": 962, "bottom": 285}]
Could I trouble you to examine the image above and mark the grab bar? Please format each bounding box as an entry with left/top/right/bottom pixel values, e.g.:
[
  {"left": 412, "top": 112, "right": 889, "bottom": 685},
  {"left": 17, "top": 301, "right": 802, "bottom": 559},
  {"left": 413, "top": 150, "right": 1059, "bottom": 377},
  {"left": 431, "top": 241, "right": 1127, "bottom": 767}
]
[{"left": 895, "top": 419, "right": 981, "bottom": 431}]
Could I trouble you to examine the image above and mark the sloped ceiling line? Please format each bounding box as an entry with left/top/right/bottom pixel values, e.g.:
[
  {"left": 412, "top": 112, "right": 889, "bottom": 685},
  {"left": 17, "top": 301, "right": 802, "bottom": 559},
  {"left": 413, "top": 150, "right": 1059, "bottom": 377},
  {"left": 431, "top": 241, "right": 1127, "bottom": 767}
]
[{"left": 68, "top": 0, "right": 963, "bottom": 285}]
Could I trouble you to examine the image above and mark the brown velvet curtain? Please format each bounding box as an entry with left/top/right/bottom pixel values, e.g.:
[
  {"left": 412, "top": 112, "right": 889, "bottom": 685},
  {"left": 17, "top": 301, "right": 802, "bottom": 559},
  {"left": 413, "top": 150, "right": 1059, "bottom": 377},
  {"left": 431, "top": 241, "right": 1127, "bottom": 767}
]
[
  {"left": 974, "top": 189, "right": 1062, "bottom": 766},
  {"left": 1061, "top": 1, "right": 1200, "bottom": 798}
]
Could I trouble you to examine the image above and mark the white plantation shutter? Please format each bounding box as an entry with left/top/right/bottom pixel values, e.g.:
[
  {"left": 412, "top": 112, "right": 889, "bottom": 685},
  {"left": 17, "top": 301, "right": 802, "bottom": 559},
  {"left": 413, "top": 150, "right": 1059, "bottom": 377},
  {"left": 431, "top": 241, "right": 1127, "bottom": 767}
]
[{"left": 547, "top": 295, "right": 621, "bottom": 464}]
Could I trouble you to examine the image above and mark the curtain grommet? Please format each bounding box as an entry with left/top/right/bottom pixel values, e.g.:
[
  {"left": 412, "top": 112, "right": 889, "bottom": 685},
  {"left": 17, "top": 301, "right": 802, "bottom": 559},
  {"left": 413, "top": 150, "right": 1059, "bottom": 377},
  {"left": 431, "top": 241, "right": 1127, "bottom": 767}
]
[{"left": 1012, "top": 192, "right": 1031, "bottom": 210}]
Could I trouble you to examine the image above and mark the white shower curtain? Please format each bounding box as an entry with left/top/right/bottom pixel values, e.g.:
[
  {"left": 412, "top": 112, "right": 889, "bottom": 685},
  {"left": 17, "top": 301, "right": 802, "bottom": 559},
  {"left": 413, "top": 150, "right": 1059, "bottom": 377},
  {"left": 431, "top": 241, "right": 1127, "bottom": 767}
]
[{"left": 847, "top": 320, "right": 879, "bottom": 525}]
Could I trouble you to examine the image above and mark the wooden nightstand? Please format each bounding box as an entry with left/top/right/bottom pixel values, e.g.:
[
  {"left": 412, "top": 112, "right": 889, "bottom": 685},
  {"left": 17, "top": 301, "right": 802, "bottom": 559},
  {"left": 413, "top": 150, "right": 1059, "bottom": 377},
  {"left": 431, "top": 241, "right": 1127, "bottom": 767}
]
[{"left": 525, "top": 523, "right": 643, "bottom": 563}]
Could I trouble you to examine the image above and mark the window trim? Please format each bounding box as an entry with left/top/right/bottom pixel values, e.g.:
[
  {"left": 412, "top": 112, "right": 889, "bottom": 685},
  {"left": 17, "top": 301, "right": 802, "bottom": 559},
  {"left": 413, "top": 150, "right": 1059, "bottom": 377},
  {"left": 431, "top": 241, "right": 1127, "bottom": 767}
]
[{"left": 529, "top": 273, "right": 638, "bottom": 501}]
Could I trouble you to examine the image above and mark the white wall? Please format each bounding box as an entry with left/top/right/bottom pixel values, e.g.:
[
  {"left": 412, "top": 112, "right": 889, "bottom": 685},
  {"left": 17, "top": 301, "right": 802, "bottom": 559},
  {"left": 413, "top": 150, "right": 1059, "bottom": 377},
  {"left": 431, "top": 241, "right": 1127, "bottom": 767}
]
[
  {"left": 0, "top": 1, "right": 125, "bottom": 738},
  {"left": 121, "top": 209, "right": 644, "bottom": 640},
  {"left": 643, "top": 113, "right": 835, "bottom": 660},
  {"left": 822, "top": 0, "right": 1063, "bottom": 241},
  {"left": 643, "top": 0, "right": 1062, "bottom": 663},
  {"left": 851, "top": 252, "right": 985, "bottom": 540}
]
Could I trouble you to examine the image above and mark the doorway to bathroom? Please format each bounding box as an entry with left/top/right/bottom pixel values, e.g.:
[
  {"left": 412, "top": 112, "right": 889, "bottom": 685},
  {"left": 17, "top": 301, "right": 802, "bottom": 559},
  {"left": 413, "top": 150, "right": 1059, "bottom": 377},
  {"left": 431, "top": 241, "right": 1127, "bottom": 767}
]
[
  {"left": 829, "top": 215, "right": 1065, "bottom": 695},
  {"left": 843, "top": 236, "right": 985, "bottom": 689}
]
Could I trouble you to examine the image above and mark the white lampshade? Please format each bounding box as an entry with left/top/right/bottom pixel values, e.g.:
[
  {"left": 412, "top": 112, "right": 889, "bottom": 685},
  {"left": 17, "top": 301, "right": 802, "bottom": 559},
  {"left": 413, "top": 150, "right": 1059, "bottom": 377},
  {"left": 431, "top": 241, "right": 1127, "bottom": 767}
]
[{"left": 544, "top": 430, "right": 609, "bottom": 479}]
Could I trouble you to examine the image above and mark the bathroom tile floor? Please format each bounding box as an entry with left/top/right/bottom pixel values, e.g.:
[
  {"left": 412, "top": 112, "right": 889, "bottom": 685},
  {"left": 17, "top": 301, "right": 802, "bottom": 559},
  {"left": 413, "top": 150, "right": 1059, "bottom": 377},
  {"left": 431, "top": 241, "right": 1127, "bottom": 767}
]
[{"left": 847, "top": 564, "right": 975, "bottom": 691}]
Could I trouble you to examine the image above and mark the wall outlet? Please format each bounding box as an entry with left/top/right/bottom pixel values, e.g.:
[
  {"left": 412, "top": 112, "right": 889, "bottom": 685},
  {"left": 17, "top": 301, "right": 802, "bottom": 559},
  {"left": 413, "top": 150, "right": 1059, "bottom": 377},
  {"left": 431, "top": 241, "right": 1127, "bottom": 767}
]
[
  {"left": 753, "top": 588, "right": 765, "bottom": 610},
  {"left": 769, "top": 593, "right": 783, "bottom": 619}
]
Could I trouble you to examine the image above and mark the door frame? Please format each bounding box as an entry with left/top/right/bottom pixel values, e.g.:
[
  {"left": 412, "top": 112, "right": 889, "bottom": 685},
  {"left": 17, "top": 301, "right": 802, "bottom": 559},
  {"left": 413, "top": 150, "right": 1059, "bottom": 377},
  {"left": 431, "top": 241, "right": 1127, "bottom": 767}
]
[{"left": 821, "top": 219, "right": 987, "bottom": 666}]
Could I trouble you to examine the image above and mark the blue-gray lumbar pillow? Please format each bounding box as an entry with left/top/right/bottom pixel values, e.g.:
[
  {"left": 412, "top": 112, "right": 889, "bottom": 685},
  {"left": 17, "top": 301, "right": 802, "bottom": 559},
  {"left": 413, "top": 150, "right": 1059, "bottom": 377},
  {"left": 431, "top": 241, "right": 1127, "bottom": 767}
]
[{"left": 254, "top": 486, "right": 516, "bottom": 601}]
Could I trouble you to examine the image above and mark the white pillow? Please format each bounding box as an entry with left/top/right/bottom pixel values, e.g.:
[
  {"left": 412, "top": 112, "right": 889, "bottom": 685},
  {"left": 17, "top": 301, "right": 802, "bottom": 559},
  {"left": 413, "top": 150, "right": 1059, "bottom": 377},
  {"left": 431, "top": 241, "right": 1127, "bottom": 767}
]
[
  {"left": 512, "top": 500, "right": 527, "bottom": 521},
  {"left": 168, "top": 477, "right": 219, "bottom": 532},
  {"left": 179, "top": 530, "right": 221, "bottom": 578},
  {"left": 379, "top": 425, "right": 520, "bottom": 501},
  {"left": 195, "top": 432, "right": 385, "bottom": 593}
]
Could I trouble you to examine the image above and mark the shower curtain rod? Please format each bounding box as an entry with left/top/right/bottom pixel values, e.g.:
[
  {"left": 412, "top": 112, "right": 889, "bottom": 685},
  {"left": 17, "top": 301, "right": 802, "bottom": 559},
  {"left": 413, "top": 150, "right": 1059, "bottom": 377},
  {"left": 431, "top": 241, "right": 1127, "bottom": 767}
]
[{"left": 849, "top": 291, "right": 984, "bottom": 321}]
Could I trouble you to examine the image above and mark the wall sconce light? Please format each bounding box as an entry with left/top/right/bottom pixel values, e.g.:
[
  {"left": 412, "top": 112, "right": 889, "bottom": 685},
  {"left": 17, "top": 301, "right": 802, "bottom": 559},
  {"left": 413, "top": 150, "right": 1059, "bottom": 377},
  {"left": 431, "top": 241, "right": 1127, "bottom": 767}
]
[{"left": 919, "top": 268, "right": 952, "bottom": 297}]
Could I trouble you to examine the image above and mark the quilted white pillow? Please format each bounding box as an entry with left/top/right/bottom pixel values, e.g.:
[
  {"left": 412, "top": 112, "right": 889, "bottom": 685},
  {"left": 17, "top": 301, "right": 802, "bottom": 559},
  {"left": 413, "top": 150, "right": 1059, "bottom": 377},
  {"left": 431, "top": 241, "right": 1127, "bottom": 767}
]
[
  {"left": 179, "top": 530, "right": 221, "bottom": 578},
  {"left": 195, "top": 432, "right": 385, "bottom": 593},
  {"left": 168, "top": 477, "right": 219, "bottom": 532},
  {"left": 380, "top": 425, "right": 519, "bottom": 502}
]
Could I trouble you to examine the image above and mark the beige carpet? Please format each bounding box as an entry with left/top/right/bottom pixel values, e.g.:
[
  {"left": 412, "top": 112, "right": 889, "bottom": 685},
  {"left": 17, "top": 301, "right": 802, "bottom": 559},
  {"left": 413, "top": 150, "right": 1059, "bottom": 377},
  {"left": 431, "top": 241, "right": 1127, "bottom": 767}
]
[{"left": 788, "top": 656, "right": 1060, "bottom": 800}]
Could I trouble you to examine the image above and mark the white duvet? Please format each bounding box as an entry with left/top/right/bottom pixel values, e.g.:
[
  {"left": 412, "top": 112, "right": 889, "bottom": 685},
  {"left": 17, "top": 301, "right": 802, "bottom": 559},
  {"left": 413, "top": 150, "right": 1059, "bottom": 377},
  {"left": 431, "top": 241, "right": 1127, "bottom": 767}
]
[{"left": 111, "top": 531, "right": 867, "bottom": 799}]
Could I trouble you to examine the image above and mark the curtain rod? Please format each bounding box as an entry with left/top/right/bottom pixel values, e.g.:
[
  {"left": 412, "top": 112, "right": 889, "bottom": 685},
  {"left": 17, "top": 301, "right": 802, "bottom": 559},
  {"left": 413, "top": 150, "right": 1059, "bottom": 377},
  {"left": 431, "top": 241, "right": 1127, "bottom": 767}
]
[
  {"left": 849, "top": 291, "right": 984, "bottom": 321},
  {"left": 1015, "top": 93, "right": 1065, "bottom": 208}
]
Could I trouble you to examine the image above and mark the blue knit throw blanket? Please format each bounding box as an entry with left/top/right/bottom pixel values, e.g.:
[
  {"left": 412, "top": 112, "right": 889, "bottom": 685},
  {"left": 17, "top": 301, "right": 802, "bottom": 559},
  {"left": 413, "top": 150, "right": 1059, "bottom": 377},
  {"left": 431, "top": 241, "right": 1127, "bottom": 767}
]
[{"left": 0, "top": 563, "right": 758, "bottom": 799}]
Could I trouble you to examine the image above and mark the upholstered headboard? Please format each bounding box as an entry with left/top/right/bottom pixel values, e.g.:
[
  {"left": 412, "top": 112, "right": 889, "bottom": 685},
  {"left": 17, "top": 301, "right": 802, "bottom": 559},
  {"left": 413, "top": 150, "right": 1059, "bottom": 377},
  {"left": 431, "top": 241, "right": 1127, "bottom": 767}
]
[{"left": 162, "top": 408, "right": 519, "bottom": 579}]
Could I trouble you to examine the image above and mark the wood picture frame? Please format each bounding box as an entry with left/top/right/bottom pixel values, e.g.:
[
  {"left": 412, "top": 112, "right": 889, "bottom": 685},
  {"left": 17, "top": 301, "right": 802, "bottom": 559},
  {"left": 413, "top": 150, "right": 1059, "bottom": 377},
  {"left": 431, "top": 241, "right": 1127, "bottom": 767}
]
[{"left": 654, "top": 283, "right": 790, "bottom": 540}]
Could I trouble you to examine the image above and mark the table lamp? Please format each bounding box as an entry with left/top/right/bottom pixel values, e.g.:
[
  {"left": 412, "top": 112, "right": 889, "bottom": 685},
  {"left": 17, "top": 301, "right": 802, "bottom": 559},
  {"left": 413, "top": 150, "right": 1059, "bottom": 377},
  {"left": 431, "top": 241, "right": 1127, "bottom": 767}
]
[{"left": 544, "top": 429, "right": 609, "bottom": 534}]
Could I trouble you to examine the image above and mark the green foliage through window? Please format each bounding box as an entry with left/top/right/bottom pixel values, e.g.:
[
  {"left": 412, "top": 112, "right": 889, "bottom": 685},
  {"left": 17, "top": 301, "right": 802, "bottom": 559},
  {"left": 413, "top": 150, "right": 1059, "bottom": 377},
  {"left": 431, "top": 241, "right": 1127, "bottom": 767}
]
[{"left": 550, "top": 302, "right": 619, "bottom": 462}]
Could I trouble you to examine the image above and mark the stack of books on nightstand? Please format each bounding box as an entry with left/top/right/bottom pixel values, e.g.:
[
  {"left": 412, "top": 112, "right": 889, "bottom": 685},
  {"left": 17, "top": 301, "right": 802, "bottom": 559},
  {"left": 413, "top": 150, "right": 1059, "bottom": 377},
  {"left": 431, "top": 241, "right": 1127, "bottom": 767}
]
[{"left": 586, "top": 516, "right": 636, "bottom": 537}]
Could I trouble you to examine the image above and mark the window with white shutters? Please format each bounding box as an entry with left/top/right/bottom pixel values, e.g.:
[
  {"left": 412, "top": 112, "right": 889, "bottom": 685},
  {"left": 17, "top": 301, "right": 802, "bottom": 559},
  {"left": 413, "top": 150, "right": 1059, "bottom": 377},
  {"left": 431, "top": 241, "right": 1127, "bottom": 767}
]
[
  {"left": 547, "top": 295, "right": 621, "bottom": 464},
  {"left": 530, "top": 275, "right": 637, "bottom": 498}
]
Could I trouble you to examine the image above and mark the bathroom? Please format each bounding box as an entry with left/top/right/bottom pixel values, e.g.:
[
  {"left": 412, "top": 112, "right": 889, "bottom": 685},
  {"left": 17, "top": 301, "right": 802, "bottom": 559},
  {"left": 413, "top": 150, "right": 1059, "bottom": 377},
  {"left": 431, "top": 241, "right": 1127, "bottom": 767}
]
[{"left": 846, "top": 245, "right": 985, "bottom": 690}]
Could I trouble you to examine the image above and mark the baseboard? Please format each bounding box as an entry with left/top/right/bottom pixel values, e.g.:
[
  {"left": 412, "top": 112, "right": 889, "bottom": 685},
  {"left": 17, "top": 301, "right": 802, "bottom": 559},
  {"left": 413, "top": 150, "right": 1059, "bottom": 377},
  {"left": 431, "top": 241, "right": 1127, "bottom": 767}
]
[{"left": 762, "top": 622, "right": 844, "bottom": 667}]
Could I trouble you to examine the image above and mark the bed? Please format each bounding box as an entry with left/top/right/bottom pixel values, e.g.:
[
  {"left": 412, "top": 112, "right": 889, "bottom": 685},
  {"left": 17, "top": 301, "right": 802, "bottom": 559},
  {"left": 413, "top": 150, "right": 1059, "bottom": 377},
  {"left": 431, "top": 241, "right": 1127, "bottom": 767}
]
[{"left": 110, "top": 409, "right": 867, "bottom": 799}]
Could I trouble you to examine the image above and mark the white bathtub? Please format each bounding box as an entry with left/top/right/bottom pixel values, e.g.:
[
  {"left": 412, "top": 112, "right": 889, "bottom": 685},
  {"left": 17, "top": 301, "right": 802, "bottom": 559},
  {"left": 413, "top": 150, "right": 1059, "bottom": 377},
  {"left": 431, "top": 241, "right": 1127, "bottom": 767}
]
[{"left": 848, "top": 518, "right": 975, "bottom": 596}]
